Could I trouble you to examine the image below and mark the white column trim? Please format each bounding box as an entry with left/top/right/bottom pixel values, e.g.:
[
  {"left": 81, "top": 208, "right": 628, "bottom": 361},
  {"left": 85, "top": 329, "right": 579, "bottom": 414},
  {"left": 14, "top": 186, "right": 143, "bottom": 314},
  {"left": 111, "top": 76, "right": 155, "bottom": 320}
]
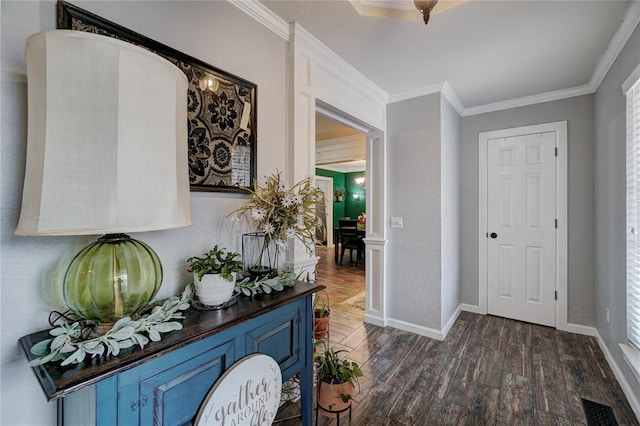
[{"left": 288, "top": 21, "right": 388, "bottom": 326}]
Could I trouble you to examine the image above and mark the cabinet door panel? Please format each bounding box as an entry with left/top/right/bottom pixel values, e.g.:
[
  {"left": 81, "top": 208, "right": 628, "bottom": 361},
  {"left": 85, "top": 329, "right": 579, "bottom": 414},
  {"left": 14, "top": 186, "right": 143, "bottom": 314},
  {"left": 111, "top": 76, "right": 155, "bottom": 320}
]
[
  {"left": 245, "top": 304, "right": 301, "bottom": 380},
  {"left": 139, "top": 340, "right": 234, "bottom": 426}
]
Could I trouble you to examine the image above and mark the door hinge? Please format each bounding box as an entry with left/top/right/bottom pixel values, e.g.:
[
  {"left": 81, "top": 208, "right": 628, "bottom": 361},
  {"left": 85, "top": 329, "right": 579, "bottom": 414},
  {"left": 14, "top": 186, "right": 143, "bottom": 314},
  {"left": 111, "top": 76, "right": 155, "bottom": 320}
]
[
  {"left": 555, "top": 291, "right": 558, "bottom": 300},
  {"left": 555, "top": 147, "right": 558, "bottom": 157},
  {"left": 555, "top": 219, "right": 558, "bottom": 229}
]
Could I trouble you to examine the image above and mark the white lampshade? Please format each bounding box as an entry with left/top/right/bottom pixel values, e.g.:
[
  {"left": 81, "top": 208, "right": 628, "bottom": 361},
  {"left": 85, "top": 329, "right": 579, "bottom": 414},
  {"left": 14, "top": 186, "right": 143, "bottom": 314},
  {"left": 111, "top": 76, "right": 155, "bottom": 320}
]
[{"left": 16, "top": 30, "right": 191, "bottom": 236}]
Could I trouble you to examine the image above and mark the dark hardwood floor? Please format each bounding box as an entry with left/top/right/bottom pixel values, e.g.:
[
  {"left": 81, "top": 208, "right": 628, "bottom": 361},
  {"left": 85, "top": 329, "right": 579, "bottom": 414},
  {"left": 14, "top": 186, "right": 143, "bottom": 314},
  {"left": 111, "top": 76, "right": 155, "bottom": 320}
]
[{"left": 276, "top": 246, "right": 638, "bottom": 425}]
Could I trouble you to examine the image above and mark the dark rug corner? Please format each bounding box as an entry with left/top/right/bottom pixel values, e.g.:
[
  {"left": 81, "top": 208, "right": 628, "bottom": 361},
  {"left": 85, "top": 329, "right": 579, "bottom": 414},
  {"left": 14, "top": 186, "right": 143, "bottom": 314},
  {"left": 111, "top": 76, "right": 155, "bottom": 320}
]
[{"left": 582, "top": 398, "right": 618, "bottom": 426}]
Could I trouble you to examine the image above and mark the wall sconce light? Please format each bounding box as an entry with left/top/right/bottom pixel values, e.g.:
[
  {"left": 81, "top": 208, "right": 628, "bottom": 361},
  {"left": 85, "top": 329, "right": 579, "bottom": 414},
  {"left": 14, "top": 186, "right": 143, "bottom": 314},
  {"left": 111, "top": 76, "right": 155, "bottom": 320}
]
[
  {"left": 354, "top": 176, "right": 365, "bottom": 186},
  {"left": 353, "top": 194, "right": 360, "bottom": 201},
  {"left": 199, "top": 74, "right": 219, "bottom": 92}
]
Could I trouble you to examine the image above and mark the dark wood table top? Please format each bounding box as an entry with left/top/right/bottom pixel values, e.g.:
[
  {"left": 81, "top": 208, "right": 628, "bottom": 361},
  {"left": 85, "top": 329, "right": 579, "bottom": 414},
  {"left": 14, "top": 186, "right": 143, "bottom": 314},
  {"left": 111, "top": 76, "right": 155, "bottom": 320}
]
[{"left": 19, "top": 282, "right": 325, "bottom": 401}]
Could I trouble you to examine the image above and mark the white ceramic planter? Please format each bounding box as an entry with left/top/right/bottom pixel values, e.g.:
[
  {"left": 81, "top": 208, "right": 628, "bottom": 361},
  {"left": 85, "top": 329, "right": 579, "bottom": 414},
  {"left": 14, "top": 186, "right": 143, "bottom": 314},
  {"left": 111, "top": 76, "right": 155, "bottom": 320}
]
[{"left": 193, "top": 272, "right": 236, "bottom": 305}]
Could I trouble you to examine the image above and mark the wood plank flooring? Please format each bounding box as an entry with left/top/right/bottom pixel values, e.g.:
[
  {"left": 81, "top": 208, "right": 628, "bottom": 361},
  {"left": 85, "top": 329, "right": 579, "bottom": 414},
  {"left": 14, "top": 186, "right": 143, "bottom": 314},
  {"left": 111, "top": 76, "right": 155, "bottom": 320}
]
[{"left": 275, "top": 246, "right": 638, "bottom": 425}]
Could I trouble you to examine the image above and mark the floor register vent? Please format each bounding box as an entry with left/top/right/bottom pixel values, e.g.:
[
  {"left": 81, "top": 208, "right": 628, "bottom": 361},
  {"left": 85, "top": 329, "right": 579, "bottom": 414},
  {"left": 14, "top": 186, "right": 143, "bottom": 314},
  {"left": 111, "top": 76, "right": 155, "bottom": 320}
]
[{"left": 582, "top": 398, "right": 618, "bottom": 426}]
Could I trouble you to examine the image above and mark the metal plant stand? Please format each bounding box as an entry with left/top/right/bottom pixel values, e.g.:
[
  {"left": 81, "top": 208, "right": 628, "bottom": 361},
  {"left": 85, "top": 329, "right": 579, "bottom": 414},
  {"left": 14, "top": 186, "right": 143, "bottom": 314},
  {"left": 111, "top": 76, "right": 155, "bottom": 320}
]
[{"left": 316, "top": 403, "right": 352, "bottom": 425}]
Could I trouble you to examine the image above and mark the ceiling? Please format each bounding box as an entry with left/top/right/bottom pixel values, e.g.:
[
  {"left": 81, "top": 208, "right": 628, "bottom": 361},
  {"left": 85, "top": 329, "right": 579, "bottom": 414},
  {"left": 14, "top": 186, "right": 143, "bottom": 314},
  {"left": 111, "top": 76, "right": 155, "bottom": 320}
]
[
  {"left": 261, "top": 0, "right": 634, "bottom": 110},
  {"left": 315, "top": 115, "right": 366, "bottom": 173},
  {"left": 316, "top": 115, "right": 362, "bottom": 141}
]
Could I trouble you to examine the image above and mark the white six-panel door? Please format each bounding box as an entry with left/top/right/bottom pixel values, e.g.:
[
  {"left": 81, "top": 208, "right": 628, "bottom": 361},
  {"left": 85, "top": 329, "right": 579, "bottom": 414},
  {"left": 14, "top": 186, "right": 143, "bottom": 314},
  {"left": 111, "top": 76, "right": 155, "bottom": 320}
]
[{"left": 486, "top": 131, "right": 557, "bottom": 327}]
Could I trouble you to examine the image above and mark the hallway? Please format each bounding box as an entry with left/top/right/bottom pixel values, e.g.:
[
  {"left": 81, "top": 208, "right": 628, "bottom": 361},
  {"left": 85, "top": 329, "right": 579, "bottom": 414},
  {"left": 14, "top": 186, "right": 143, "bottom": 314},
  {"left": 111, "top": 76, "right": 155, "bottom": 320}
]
[{"left": 275, "top": 246, "right": 637, "bottom": 425}]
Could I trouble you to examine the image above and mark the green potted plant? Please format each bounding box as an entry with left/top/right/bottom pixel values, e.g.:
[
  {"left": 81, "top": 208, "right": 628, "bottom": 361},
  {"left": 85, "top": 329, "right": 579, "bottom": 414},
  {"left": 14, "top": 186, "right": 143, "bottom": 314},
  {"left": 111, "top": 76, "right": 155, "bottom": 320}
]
[
  {"left": 334, "top": 187, "right": 345, "bottom": 202},
  {"left": 187, "top": 245, "right": 243, "bottom": 305},
  {"left": 314, "top": 339, "right": 363, "bottom": 418},
  {"left": 313, "top": 296, "right": 331, "bottom": 339}
]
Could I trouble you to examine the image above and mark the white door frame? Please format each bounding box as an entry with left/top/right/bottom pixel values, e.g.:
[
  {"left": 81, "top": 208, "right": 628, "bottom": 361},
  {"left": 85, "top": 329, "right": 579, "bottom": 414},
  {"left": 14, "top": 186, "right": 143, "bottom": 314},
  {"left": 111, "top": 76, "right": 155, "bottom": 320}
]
[
  {"left": 315, "top": 175, "right": 334, "bottom": 247},
  {"left": 289, "top": 24, "right": 387, "bottom": 326},
  {"left": 478, "top": 121, "right": 568, "bottom": 330}
]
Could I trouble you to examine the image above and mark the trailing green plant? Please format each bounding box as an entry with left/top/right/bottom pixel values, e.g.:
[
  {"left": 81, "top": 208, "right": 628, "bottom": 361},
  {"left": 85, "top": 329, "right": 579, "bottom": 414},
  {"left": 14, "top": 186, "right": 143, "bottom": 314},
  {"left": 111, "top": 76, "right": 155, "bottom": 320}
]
[
  {"left": 29, "top": 285, "right": 193, "bottom": 366},
  {"left": 314, "top": 339, "right": 363, "bottom": 402},
  {"left": 187, "top": 245, "right": 243, "bottom": 282},
  {"left": 234, "top": 271, "right": 298, "bottom": 297}
]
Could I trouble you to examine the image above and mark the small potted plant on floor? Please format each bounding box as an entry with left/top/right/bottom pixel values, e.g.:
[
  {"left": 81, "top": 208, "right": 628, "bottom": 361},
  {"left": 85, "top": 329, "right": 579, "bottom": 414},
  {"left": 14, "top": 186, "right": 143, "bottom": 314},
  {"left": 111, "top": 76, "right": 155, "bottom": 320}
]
[
  {"left": 187, "top": 245, "right": 243, "bottom": 306},
  {"left": 315, "top": 339, "right": 363, "bottom": 418},
  {"left": 313, "top": 296, "right": 331, "bottom": 339}
]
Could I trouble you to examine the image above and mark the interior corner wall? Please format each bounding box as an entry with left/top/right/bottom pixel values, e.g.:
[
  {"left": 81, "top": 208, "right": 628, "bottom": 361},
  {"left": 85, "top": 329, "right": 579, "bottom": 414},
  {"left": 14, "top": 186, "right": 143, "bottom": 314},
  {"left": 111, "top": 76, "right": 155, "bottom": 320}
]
[
  {"left": 459, "top": 95, "right": 595, "bottom": 327},
  {"left": 386, "top": 93, "right": 443, "bottom": 329},
  {"left": 440, "top": 95, "right": 461, "bottom": 326},
  {"left": 593, "top": 21, "right": 640, "bottom": 401},
  {"left": 1, "top": 1, "right": 287, "bottom": 424}
]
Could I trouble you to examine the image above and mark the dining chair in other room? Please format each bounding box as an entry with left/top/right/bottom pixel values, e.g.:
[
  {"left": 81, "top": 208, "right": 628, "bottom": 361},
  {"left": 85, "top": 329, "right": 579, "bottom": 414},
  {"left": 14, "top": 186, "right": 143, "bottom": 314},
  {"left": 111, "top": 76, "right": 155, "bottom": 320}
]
[
  {"left": 338, "top": 218, "right": 358, "bottom": 229},
  {"left": 339, "top": 227, "right": 365, "bottom": 266}
]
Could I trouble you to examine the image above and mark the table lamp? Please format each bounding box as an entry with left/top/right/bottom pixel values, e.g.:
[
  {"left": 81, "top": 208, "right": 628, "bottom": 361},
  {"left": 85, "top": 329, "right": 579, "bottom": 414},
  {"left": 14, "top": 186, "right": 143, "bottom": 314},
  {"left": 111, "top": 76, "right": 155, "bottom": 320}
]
[{"left": 15, "top": 30, "right": 191, "bottom": 326}]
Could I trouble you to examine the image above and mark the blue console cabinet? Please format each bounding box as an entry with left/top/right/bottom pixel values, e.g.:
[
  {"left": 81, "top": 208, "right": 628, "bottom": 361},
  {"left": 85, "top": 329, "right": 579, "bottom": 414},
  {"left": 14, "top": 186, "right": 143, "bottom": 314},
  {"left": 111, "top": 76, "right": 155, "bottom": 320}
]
[{"left": 20, "top": 283, "right": 324, "bottom": 426}]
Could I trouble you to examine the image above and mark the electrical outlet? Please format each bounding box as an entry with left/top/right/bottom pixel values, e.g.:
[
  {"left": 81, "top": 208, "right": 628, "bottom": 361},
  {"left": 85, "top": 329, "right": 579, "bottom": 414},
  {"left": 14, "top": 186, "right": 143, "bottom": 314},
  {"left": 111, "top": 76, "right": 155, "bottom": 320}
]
[
  {"left": 606, "top": 307, "right": 610, "bottom": 324},
  {"left": 391, "top": 217, "right": 403, "bottom": 228}
]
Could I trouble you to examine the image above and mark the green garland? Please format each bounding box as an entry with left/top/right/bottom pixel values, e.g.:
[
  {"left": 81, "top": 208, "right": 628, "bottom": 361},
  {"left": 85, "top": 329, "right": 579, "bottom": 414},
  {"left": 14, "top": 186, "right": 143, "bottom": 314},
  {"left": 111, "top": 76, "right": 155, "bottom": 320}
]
[
  {"left": 29, "top": 285, "right": 193, "bottom": 366},
  {"left": 234, "top": 271, "right": 297, "bottom": 297},
  {"left": 28, "top": 273, "right": 301, "bottom": 366}
]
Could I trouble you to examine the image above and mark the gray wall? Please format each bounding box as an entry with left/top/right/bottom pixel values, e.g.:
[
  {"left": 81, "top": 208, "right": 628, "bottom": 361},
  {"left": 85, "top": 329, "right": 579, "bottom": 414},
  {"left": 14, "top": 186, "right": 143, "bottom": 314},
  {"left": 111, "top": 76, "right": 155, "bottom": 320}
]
[
  {"left": 594, "top": 22, "right": 640, "bottom": 399},
  {"left": 460, "top": 95, "right": 596, "bottom": 326},
  {"left": 387, "top": 93, "right": 443, "bottom": 329},
  {"left": 1, "top": 1, "right": 287, "bottom": 424},
  {"left": 441, "top": 95, "right": 461, "bottom": 326}
]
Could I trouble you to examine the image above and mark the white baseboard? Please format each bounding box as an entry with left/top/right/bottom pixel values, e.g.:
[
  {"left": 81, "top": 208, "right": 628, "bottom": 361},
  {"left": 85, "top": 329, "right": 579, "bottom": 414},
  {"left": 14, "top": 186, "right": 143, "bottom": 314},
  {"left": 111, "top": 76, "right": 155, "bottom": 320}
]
[
  {"left": 442, "top": 305, "right": 462, "bottom": 338},
  {"left": 366, "top": 305, "right": 640, "bottom": 421},
  {"left": 594, "top": 330, "right": 640, "bottom": 421},
  {"left": 386, "top": 317, "right": 445, "bottom": 341},
  {"left": 565, "top": 323, "right": 597, "bottom": 336},
  {"left": 460, "top": 303, "right": 483, "bottom": 314},
  {"left": 366, "top": 305, "right": 465, "bottom": 342},
  {"left": 363, "top": 313, "right": 385, "bottom": 327}
]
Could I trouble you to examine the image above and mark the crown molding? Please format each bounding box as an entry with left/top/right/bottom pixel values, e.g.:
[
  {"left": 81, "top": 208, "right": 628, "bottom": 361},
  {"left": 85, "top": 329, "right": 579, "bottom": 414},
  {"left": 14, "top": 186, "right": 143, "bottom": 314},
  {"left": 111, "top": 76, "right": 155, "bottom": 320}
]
[
  {"left": 462, "top": 84, "right": 593, "bottom": 116},
  {"left": 387, "top": 82, "right": 444, "bottom": 104},
  {"left": 317, "top": 133, "right": 366, "bottom": 148},
  {"left": 232, "top": 0, "right": 639, "bottom": 117},
  {"left": 349, "top": 0, "right": 421, "bottom": 21},
  {"left": 290, "top": 23, "right": 389, "bottom": 106},
  {"left": 228, "top": 0, "right": 388, "bottom": 106},
  {"left": 316, "top": 134, "right": 366, "bottom": 166},
  {"left": 590, "top": 0, "right": 640, "bottom": 92},
  {"left": 353, "top": 0, "right": 414, "bottom": 11},
  {"left": 387, "top": 81, "right": 464, "bottom": 116},
  {"left": 441, "top": 81, "right": 464, "bottom": 116},
  {"left": 227, "top": 0, "right": 290, "bottom": 41}
]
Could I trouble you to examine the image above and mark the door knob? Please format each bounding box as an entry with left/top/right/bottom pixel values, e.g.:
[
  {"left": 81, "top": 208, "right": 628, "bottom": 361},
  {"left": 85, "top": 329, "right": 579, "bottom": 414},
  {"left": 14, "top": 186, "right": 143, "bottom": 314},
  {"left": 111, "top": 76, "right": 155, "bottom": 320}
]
[{"left": 490, "top": 232, "right": 497, "bottom": 239}]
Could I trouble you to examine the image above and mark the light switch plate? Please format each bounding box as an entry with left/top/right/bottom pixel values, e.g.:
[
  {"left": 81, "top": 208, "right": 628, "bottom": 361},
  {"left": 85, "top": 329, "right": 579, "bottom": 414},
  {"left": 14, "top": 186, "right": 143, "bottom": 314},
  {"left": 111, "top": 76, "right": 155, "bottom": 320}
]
[{"left": 391, "top": 217, "right": 403, "bottom": 228}]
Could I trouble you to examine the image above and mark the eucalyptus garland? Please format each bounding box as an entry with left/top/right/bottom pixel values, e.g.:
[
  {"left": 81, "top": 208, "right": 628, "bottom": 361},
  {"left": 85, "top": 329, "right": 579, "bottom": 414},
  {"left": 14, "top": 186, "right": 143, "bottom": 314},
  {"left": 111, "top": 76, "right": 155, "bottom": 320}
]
[
  {"left": 28, "top": 272, "right": 302, "bottom": 366},
  {"left": 234, "top": 271, "right": 298, "bottom": 297},
  {"left": 29, "top": 285, "right": 193, "bottom": 366}
]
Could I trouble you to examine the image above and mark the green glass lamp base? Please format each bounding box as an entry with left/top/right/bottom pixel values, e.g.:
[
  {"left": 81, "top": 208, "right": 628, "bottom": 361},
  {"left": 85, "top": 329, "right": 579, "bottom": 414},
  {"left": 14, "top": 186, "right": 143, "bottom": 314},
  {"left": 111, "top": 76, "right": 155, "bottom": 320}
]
[{"left": 63, "top": 233, "right": 163, "bottom": 325}]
